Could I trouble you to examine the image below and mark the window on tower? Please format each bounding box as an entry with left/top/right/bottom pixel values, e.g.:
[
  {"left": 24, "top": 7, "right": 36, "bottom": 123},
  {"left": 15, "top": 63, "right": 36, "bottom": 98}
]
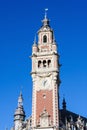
[
  {"left": 43, "top": 35, "right": 47, "bottom": 43},
  {"left": 38, "top": 60, "right": 52, "bottom": 69},
  {"left": 48, "top": 60, "right": 51, "bottom": 67},
  {"left": 43, "top": 60, "right": 46, "bottom": 67},
  {"left": 38, "top": 60, "right": 41, "bottom": 68}
]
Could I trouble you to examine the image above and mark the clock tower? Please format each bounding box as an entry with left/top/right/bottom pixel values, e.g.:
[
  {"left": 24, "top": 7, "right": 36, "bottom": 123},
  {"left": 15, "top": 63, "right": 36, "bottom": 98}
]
[{"left": 31, "top": 11, "right": 60, "bottom": 130}]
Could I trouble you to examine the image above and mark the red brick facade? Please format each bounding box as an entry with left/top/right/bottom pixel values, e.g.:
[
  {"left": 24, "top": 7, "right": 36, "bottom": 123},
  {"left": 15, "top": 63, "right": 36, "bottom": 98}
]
[{"left": 36, "top": 90, "right": 53, "bottom": 124}]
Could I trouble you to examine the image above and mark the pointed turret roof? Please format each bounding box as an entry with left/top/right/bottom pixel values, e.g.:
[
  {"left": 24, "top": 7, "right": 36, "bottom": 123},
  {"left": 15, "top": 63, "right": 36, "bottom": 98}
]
[{"left": 14, "top": 92, "right": 25, "bottom": 121}]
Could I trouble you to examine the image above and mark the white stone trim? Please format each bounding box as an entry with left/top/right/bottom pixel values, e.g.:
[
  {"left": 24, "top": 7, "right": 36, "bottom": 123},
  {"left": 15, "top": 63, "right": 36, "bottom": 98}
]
[
  {"left": 52, "top": 76, "right": 56, "bottom": 126},
  {"left": 32, "top": 75, "right": 37, "bottom": 127}
]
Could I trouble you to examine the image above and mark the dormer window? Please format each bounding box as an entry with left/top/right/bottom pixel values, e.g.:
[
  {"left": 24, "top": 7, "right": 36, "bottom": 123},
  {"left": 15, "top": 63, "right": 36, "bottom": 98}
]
[{"left": 43, "top": 35, "right": 47, "bottom": 43}]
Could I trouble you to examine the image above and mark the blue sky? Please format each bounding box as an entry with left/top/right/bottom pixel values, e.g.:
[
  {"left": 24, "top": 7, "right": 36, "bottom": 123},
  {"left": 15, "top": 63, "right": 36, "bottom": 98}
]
[{"left": 0, "top": 0, "right": 87, "bottom": 129}]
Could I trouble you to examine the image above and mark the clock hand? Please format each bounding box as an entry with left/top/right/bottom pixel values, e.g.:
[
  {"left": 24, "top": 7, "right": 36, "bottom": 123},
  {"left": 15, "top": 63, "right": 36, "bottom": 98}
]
[{"left": 43, "top": 80, "right": 46, "bottom": 86}]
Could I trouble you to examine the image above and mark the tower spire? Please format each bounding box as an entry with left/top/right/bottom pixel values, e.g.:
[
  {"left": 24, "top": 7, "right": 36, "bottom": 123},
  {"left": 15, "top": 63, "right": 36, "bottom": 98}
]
[
  {"left": 44, "top": 8, "right": 48, "bottom": 19},
  {"left": 42, "top": 8, "right": 49, "bottom": 26}
]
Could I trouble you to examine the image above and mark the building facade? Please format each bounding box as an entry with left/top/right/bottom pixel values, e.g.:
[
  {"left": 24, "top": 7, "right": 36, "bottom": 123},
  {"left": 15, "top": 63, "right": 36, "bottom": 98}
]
[{"left": 11, "top": 13, "right": 87, "bottom": 130}]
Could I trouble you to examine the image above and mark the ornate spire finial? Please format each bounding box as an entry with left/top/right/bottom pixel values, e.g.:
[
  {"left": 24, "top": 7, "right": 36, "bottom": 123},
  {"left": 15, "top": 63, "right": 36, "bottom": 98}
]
[
  {"left": 45, "top": 8, "right": 48, "bottom": 19},
  {"left": 18, "top": 92, "right": 23, "bottom": 107},
  {"left": 42, "top": 8, "right": 49, "bottom": 26}
]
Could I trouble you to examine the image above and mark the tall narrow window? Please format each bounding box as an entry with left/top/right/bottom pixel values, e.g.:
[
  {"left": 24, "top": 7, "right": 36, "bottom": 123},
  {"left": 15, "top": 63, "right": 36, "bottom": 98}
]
[
  {"left": 43, "top": 60, "right": 46, "bottom": 67},
  {"left": 43, "top": 35, "right": 47, "bottom": 43},
  {"left": 38, "top": 61, "right": 41, "bottom": 68},
  {"left": 48, "top": 60, "right": 51, "bottom": 67}
]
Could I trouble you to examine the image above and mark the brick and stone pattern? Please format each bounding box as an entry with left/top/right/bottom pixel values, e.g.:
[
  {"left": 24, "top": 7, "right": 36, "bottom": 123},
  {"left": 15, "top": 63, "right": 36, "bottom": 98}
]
[{"left": 36, "top": 90, "right": 53, "bottom": 124}]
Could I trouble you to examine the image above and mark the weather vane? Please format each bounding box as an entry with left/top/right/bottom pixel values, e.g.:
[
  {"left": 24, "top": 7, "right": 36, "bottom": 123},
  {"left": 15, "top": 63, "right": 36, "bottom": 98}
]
[{"left": 45, "top": 8, "right": 48, "bottom": 18}]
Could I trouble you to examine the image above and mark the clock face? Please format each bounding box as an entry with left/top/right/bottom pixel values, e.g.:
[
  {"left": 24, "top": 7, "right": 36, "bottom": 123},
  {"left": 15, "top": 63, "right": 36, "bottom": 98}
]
[
  {"left": 42, "top": 78, "right": 50, "bottom": 88},
  {"left": 36, "top": 75, "right": 52, "bottom": 91}
]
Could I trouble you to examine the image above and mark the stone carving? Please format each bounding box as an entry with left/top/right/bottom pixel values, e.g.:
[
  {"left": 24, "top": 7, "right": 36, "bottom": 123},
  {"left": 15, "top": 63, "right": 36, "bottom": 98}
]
[
  {"left": 76, "top": 116, "right": 84, "bottom": 130},
  {"left": 39, "top": 108, "right": 51, "bottom": 127}
]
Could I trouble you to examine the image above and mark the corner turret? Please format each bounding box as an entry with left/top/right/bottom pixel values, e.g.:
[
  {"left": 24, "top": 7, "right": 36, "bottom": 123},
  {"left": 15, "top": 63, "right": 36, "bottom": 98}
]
[{"left": 14, "top": 92, "right": 25, "bottom": 130}]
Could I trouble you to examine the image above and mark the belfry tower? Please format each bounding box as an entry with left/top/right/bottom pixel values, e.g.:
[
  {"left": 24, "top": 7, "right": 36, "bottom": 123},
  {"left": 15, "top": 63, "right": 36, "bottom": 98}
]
[
  {"left": 11, "top": 10, "right": 87, "bottom": 130},
  {"left": 31, "top": 10, "right": 60, "bottom": 130}
]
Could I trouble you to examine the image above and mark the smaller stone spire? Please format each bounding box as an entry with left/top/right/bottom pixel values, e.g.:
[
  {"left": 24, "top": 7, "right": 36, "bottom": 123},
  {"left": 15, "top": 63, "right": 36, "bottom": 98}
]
[
  {"left": 62, "top": 97, "right": 66, "bottom": 110},
  {"left": 14, "top": 92, "right": 25, "bottom": 122}
]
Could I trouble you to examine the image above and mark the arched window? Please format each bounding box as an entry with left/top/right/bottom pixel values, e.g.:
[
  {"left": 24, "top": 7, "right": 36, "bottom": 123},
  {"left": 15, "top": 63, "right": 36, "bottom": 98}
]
[
  {"left": 38, "top": 60, "right": 41, "bottom": 68},
  {"left": 43, "top": 60, "right": 46, "bottom": 67},
  {"left": 48, "top": 60, "right": 51, "bottom": 67},
  {"left": 43, "top": 35, "right": 47, "bottom": 43}
]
